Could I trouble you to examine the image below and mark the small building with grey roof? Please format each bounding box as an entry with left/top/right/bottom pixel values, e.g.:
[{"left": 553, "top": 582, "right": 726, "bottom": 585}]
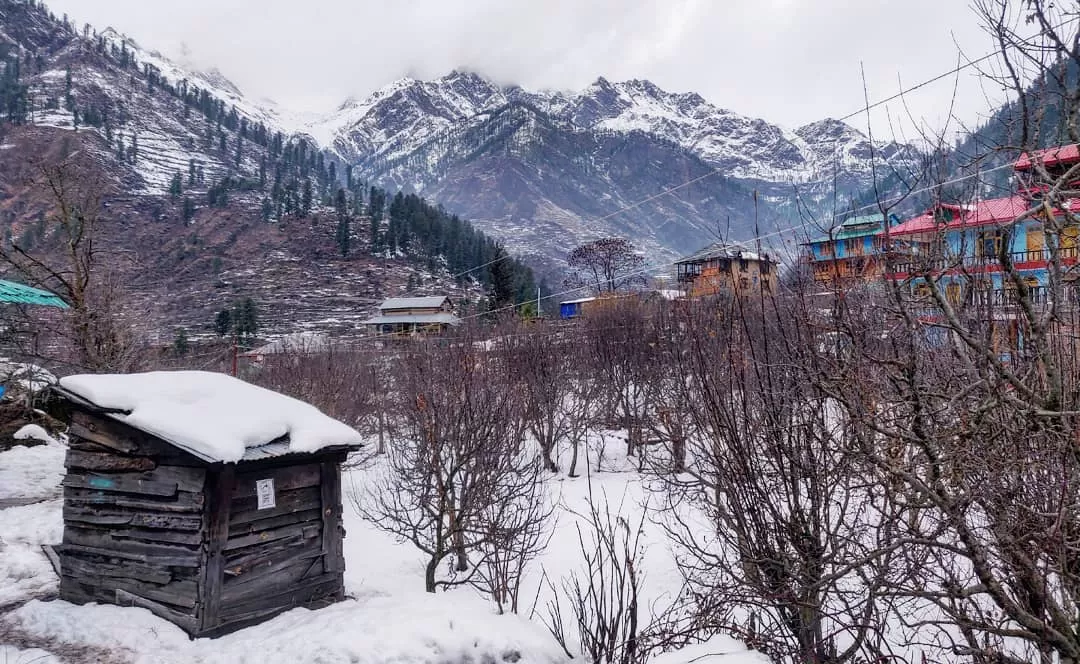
[{"left": 361, "top": 296, "right": 461, "bottom": 336}]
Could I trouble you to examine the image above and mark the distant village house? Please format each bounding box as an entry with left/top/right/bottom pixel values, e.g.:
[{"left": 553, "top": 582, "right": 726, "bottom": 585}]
[
  {"left": 361, "top": 296, "right": 461, "bottom": 336},
  {"left": 802, "top": 214, "right": 899, "bottom": 287},
  {"left": 675, "top": 243, "right": 777, "bottom": 298}
]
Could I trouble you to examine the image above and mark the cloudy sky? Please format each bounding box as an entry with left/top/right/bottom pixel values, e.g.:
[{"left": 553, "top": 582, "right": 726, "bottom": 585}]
[{"left": 44, "top": 0, "right": 1009, "bottom": 138}]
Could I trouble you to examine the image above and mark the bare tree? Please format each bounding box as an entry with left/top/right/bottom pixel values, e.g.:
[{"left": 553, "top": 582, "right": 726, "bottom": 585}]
[
  {"left": 251, "top": 341, "right": 381, "bottom": 436},
  {"left": 582, "top": 297, "right": 658, "bottom": 462},
  {"left": 502, "top": 320, "right": 600, "bottom": 475},
  {"left": 358, "top": 328, "right": 549, "bottom": 596},
  {"left": 546, "top": 487, "right": 650, "bottom": 664},
  {"left": 807, "top": 4, "right": 1080, "bottom": 661},
  {"left": 0, "top": 142, "right": 144, "bottom": 371},
  {"left": 565, "top": 238, "right": 648, "bottom": 295},
  {"left": 650, "top": 296, "right": 906, "bottom": 664}
]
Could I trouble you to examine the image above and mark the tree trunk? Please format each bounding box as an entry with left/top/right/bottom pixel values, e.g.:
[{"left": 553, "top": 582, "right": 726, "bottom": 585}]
[
  {"left": 671, "top": 435, "right": 686, "bottom": 474},
  {"left": 424, "top": 555, "right": 439, "bottom": 593},
  {"left": 454, "top": 534, "right": 469, "bottom": 572}
]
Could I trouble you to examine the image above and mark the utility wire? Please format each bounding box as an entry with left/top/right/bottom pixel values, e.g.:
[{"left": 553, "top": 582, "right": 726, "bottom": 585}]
[{"left": 444, "top": 24, "right": 1079, "bottom": 279}]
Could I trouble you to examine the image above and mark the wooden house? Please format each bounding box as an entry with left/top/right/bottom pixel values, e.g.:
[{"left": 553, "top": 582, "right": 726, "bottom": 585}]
[
  {"left": 49, "top": 371, "right": 364, "bottom": 638},
  {"left": 675, "top": 243, "right": 777, "bottom": 298},
  {"left": 361, "top": 296, "right": 461, "bottom": 336},
  {"left": 802, "top": 214, "right": 899, "bottom": 286}
]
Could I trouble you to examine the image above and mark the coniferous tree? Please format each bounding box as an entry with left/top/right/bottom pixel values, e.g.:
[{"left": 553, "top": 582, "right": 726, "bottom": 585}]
[
  {"left": 173, "top": 328, "right": 189, "bottom": 356},
  {"left": 488, "top": 245, "right": 516, "bottom": 309},
  {"left": 169, "top": 173, "right": 182, "bottom": 200},
  {"left": 335, "top": 188, "right": 350, "bottom": 257},
  {"left": 261, "top": 197, "right": 272, "bottom": 222},
  {"left": 300, "top": 178, "right": 313, "bottom": 217},
  {"left": 182, "top": 196, "right": 195, "bottom": 222},
  {"left": 233, "top": 298, "right": 259, "bottom": 346},
  {"left": 213, "top": 309, "right": 232, "bottom": 337}
]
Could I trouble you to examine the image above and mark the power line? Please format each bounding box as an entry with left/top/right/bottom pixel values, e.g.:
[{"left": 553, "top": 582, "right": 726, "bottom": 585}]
[{"left": 442, "top": 24, "right": 1077, "bottom": 281}]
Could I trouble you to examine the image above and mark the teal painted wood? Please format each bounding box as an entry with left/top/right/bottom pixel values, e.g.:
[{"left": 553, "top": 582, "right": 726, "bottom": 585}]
[{"left": 0, "top": 280, "right": 69, "bottom": 308}]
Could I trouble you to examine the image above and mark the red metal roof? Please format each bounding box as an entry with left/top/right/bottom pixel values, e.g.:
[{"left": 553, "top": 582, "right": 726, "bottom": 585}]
[
  {"left": 1014, "top": 144, "right": 1080, "bottom": 171},
  {"left": 883, "top": 196, "right": 1034, "bottom": 237},
  {"left": 884, "top": 211, "right": 936, "bottom": 236}
]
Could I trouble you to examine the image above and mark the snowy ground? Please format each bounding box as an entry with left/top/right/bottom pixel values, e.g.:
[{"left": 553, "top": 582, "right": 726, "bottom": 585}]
[{"left": 0, "top": 434, "right": 765, "bottom": 664}]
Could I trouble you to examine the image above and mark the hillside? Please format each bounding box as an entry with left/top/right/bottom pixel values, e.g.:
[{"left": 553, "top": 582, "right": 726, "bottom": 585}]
[{"left": 0, "top": 0, "right": 533, "bottom": 341}]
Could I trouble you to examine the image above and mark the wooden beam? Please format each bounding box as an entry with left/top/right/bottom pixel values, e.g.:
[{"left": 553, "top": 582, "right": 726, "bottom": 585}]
[
  {"left": 64, "top": 487, "right": 204, "bottom": 513},
  {"left": 62, "top": 473, "right": 178, "bottom": 498},
  {"left": 199, "top": 465, "right": 236, "bottom": 632},
  {"left": 229, "top": 486, "right": 320, "bottom": 525},
  {"left": 115, "top": 589, "right": 198, "bottom": 634},
  {"left": 232, "top": 463, "right": 320, "bottom": 499},
  {"left": 61, "top": 528, "right": 201, "bottom": 567},
  {"left": 68, "top": 421, "right": 140, "bottom": 454},
  {"left": 224, "top": 522, "right": 319, "bottom": 552},
  {"left": 65, "top": 450, "right": 156, "bottom": 472},
  {"left": 60, "top": 554, "right": 173, "bottom": 585},
  {"left": 41, "top": 544, "right": 61, "bottom": 577},
  {"left": 320, "top": 460, "right": 344, "bottom": 575}
]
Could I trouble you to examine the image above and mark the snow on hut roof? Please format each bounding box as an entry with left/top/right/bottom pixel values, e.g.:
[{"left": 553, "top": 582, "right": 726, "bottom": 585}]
[
  {"left": 379, "top": 296, "right": 451, "bottom": 310},
  {"left": 56, "top": 371, "right": 364, "bottom": 464},
  {"left": 0, "top": 280, "right": 69, "bottom": 308}
]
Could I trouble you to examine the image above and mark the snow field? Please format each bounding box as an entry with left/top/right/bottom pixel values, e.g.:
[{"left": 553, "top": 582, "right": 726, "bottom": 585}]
[{"left": 0, "top": 428, "right": 764, "bottom": 664}]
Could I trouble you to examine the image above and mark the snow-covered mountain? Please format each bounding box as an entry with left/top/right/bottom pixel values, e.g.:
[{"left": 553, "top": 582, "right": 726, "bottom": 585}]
[
  {"left": 3, "top": 0, "right": 922, "bottom": 267},
  {"left": 262, "top": 71, "right": 922, "bottom": 261},
  {"left": 281, "top": 71, "right": 921, "bottom": 199}
]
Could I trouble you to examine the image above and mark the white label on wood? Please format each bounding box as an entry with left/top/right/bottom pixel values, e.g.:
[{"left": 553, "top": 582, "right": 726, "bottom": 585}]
[{"left": 256, "top": 478, "right": 276, "bottom": 510}]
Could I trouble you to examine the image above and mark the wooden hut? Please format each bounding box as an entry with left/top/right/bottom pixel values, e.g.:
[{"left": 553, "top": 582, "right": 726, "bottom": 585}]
[{"left": 49, "top": 371, "right": 364, "bottom": 638}]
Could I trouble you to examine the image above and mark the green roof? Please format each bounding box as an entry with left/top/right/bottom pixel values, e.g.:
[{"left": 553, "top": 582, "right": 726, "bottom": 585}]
[
  {"left": 0, "top": 280, "right": 69, "bottom": 308},
  {"left": 805, "top": 214, "right": 897, "bottom": 244}
]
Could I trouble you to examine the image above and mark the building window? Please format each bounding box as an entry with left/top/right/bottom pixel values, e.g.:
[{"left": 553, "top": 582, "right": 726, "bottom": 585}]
[
  {"left": 945, "top": 282, "right": 962, "bottom": 305},
  {"left": 977, "top": 230, "right": 1003, "bottom": 259}
]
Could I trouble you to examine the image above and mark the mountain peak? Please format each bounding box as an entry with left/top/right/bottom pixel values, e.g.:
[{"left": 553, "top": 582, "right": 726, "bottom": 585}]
[
  {"left": 195, "top": 67, "right": 243, "bottom": 98},
  {"left": 795, "top": 117, "right": 866, "bottom": 141}
]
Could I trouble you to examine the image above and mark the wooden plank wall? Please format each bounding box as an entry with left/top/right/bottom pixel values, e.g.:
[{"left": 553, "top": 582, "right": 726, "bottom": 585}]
[
  {"left": 213, "top": 459, "right": 344, "bottom": 631},
  {"left": 58, "top": 411, "right": 208, "bottom": 634},
  {"left": 56, "top": 407, "right": 350, "bottom": 638}
]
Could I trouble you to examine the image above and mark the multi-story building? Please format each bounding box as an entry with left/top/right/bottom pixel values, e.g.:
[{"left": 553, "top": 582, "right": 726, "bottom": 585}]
[
  {"left": 884, "top": 144, "right": 1080, "bottom": 308},
  {"left": 803, "top": 214, "right": 898, "bottom": 286},
  {"left": 674, "top": 243, "right": 777, "bottom": 298}
]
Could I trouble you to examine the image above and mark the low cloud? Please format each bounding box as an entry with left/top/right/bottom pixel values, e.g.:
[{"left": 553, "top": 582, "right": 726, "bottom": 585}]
[{"left": 47, "top": 0, "right": 999, "bottom": 135}]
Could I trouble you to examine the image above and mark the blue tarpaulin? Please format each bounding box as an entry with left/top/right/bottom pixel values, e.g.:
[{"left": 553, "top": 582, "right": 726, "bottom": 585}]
[{"left": 0, "top": 280, "right": 69, "bottom": 308}]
